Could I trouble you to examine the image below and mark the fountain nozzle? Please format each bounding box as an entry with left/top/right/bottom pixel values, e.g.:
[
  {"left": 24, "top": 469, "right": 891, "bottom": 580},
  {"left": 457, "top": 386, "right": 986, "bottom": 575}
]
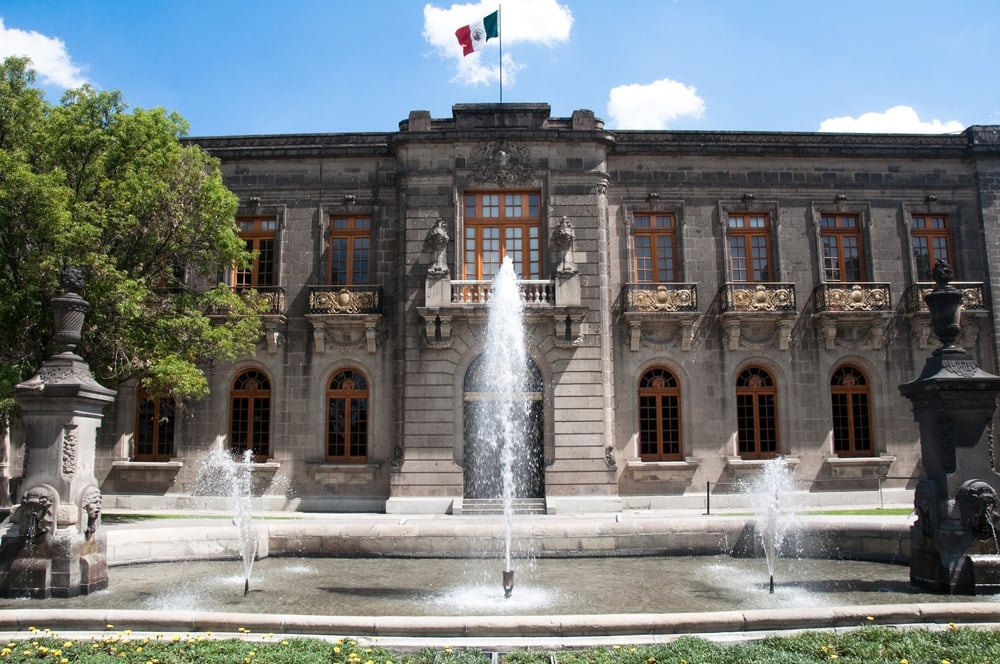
[
  {"left": 244, "top": 578, "right": 250, "bottom": 596},
  {"left": 502, "top": 569, "right": 514, "bottom": 598},
  {"left": 769, "top": 575, "right": 775, "bottom": 594}
]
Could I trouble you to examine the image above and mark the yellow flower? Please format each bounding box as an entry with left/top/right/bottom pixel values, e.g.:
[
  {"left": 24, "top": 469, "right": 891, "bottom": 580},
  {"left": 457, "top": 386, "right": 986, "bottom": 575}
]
[
  {"left": 866, "top": 616, "right": 874, "bottom": 622},
  {"left": 136, "top": 646, "right": 143, "bottom": 653},
  {"left": 281, "top": 640, "right": 290, "bottom": 646},
  {"left": 63, "top": 641, "right": 73, "bottom": 648},
  {"left": 901, "top": 659, "right": 909, "bottom": 664},
  {"left": 830, "top": 656, "right": 838, "bottom": 661},
  {"left": 334, "top": 647, "right": 341, "bottom": 653},
  {"left": 106, "top": 624, "right": 114, "bottom": 630},
  {"left": 942, "top": 661, "right": 951, "bottom": 664}
]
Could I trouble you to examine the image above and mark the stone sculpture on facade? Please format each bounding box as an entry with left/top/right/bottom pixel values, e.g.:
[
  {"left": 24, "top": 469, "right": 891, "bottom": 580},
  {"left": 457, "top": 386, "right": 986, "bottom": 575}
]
[
  {"left": 899, "top": 259, "right": 1000, "bottom": 594},
  {"left": 0, "top": 267, "right": 116, "bottom": 598}
]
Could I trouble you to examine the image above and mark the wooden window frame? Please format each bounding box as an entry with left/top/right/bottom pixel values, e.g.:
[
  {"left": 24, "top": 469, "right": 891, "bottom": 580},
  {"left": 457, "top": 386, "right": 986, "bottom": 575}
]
[
  {"left": 831, "top": 365, "right": 874, "bottom": 457},
  {"left": 820, "top": 214, "right": 865, "bottom": 282},
  {"left": 637, "top": 367, "right": 682, "bottom": 461},
  {"left": 463, "top": 191, "right": 542, "bottom": 280},
  {"left": 727, "top": 213, "right": 773, "bottom": 283},
  {"left": 229, "top": 369, "right": 271, "bottom": 461},
  {"left": 326, "top": 369, "right": 369, "bottom": 463},
  {"left": 910, "top": 214, "right": 953, "bottom": 281},
  {"left": 328, "top": 215, "right": 372, "bottom": 285},
  {"left": 133, "top": 391, "right": 176, "bottom": 461},
  {"left": 234, "top": 216, "right": 277, "bottom": 288},
  {"left": 632, "top": 213, "right": 678, "bottom": 283},
  {"left": 736, "top": 366, "right": 778, "bottom": 460}
]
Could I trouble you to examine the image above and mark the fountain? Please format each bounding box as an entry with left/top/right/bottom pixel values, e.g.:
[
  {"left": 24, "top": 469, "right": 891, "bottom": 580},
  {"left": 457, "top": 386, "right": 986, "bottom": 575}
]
[
  {"left": 0, "top": 268, "right": 116, "bottom": 598},
  {"left": 900, "top": 259, "right": 1000, "bottom": 593},
  {"left": 470, "top": 257, "right": 531, "bottom": 598},
  {"left": 196, "top": 448, "right": 258, "bottom": 595},
  {"left": 743, "top": 458, "right": 798, "bottom": 594}
]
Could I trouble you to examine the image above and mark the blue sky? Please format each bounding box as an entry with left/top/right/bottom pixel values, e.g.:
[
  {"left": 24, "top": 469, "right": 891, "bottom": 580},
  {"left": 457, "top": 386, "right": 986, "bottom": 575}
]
[{"left": 2, "top": 0, "right": 998, "bottom": 137}]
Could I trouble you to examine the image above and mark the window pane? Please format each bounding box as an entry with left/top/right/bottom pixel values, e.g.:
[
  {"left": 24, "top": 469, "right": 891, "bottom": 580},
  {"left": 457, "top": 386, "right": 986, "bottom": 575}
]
[
  {"left": 729, "top": 237, "right": 748, "bottom": 281},
  {"left": 352, "top": 237, "right": 370, "bottom": 283},
  {"left": 635, "top": 236, "right": 652, "bottom": 282}
]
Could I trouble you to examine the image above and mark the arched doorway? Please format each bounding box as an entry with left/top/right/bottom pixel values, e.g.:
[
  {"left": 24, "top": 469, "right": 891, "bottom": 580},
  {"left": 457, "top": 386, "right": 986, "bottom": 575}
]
[{"left": 462, "top": 354, "right": 544, "bottom": 500}]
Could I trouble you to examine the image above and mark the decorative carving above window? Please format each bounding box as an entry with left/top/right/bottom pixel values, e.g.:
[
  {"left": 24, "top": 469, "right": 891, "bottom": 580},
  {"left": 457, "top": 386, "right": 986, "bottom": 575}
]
[
  {"left": 813, "top": 283, "right": 893, "bottom": 350},
  {"left": 621, "top": 283, "right": 699, "bottom": 351},
  {"left": 467, "top": 140, "right": 534, "bottom": 185},
  {"left": 306, "top": 285, "right": 384, "bottom": 354},
  {"left": 720, "top": 283, "right": 797, "bottom": 351}
]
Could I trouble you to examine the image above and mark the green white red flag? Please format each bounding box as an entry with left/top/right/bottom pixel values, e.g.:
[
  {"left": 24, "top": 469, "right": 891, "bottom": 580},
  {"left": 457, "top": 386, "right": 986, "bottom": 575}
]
[{"left": 455, "top": 10, "right": 499, "bottom": 56}]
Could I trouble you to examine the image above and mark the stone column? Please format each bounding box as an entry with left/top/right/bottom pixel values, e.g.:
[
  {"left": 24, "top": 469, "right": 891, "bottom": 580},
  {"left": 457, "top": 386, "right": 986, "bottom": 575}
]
[
  {"left": 0, "top": 268, "right": 116, "bottom": 598},
  {"left": 899, "top": 260, "right": 1000, "bottom": 594}
]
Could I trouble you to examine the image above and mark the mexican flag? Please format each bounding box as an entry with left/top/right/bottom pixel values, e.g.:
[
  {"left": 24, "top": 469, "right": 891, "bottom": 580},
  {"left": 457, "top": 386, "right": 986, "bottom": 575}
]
[{"left": 455, "top": 10, "right": 499, "bottom": 56}]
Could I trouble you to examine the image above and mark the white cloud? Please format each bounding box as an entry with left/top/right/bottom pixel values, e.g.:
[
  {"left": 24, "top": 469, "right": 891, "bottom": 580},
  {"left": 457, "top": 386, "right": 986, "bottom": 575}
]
[
  {"left": 818, "top": 105, "right": 964, "bottom": 134},
  {"left": 0, "top": 17, "right": 86, "bottom": 88},
  {"left": 424, "top": 0, "right": 572, "bottom": 86},
  {"left": 606, "top": 78, "right": 706, "bottom": 130}
]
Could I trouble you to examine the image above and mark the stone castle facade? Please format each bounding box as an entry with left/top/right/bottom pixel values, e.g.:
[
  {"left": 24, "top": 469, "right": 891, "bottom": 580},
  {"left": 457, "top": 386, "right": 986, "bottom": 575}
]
[{"left": 89, "top": 104, "right": 1000, "bottom": 513}]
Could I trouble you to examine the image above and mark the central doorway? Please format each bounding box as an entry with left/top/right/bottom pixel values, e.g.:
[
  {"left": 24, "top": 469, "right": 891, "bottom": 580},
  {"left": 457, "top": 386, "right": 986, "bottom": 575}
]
[{"left": 462, "top": 353, "right": 544, "bottom": 500}]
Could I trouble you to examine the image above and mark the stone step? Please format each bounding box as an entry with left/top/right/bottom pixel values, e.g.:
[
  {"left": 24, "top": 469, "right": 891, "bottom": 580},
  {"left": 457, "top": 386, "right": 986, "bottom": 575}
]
[{"left": 461, "top": 498, "right": 547, "bottom": 515}]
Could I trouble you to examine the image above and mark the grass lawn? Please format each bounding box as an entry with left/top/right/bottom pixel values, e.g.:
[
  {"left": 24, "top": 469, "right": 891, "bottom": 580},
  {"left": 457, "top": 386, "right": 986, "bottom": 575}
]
[{"left": 4, "top": 623, "right": 998, "bottom": 664}]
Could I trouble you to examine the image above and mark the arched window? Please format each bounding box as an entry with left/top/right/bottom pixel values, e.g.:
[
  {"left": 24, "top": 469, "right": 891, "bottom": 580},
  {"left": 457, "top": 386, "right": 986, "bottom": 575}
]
[
  {"left": 134, "top": 390, "right": 175, "bottom": 461},
  {"left": 831, "top": 365, "right": 873, "bottom": 457},
  {"left": 638, "top": 367, "right": 682, "bottom": 461},
  {"left": 230, "top": 370, "right": 271, "bottom": 460},
  {"left": 326, "top": 369, "right": 369, "bottom": 463},
  {"left": 736, "top": 366, "right": 778, "bottom": 459}
]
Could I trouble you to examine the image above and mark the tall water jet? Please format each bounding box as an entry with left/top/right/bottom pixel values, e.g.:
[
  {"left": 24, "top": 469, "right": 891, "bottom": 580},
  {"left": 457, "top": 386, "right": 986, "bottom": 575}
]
[
  {"left": 476, "top": 257, "right": 531, "bottom": 598},
  {"left": 199, "top": 448, "right": 258, "bottom": 595},
  {"left": 744, "top": 458, "right": 797, "bottom": 593}
]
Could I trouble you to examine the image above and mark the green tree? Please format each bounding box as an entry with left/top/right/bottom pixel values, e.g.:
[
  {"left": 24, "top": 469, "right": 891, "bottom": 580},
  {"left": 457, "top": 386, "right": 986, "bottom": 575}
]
[{"left": 0, "top": 56, "right": 262, "bottom": 420}]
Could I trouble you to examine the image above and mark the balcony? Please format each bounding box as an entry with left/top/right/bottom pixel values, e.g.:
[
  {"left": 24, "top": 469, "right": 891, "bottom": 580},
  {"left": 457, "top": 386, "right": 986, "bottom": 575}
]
[
  {"left": 621, "top": 283, "right": 699, "bottom": 351},
  {"left": 419, "top": 277, "right": 586, "bottom": 349},
  {"left": 720, "top": 282, "right": 797, "bottom": 351},
  {"left": 812, "top": 282, "right": 893, "bottom": 350},
  {"left": 305, "top": 284, "right": 384, "bottom": 354},
  {"left": 209, "top": 286, "right": 287, "bottom": 354},
  {"left": 903, "top": 281, "right": 988, "bottom": 350}
]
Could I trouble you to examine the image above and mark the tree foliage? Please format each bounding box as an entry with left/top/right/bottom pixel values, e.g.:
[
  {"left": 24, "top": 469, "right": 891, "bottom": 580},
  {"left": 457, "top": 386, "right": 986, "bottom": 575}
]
[{"left": 0, "top": 56, "right": 262, "bottom": 419}]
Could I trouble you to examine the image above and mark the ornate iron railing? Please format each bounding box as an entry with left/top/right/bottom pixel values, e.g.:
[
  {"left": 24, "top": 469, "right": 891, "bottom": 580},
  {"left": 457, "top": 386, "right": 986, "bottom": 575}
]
[
  {"left": 722, "top": 283, "right": 796, "bottom": 313},
  {"left": 623, "top": 283, "right": 698, "bottom": 313},
  {"left": 213, "top": 286, "right": 286, "bottom": 315},
  {"left": 903, "top": 282, "right": 986, "bottom": 314},
  {"left": 814, "top": 283, "right": 892, "bottom": 312},
  {"left": 450, "top": 280, "right": 554, "bottom": 304},
  {"left": 308, "top": 285, "right": 383, "bottom": 314}
]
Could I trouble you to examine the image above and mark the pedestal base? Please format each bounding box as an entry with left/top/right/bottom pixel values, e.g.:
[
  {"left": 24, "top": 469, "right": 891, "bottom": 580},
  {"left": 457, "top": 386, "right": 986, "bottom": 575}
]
[{"left": 0, "top": 530, "right": 108, "bottom": 599}]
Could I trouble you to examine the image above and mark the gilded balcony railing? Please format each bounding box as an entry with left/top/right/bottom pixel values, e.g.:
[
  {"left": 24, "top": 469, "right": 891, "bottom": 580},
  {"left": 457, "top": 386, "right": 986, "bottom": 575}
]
[
  {"left": 814, "top": 283, "right": 892, "bottom": 312},
  {"left": 308, "top": 285, "right": 383, "bottom": 314},
  {"left": 213, "top": 286, "right": 286, "bottom": 315},
  {"left": 450, "top": 280, "right": 555, "bottom": 305},
  {"left": 903, "top": 282, "right": 986, "bottom": 314},
  {"left": 623, "top": 283, "right": 698, "bottom": 313},
  {"left": 722, "top": 283, "right": 796, "bottom": 312}
]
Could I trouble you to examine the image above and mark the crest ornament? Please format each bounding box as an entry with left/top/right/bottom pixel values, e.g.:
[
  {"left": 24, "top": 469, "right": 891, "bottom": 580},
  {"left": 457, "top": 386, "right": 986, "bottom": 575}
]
[{"left": 468, "top": 141, "right": 534, "bottom": 185}]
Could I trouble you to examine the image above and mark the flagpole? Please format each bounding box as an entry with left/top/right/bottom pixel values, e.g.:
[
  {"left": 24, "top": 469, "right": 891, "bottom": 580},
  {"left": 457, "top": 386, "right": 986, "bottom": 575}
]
[{"left": 498, "top": 4, "right": 503, "bottom": 104}]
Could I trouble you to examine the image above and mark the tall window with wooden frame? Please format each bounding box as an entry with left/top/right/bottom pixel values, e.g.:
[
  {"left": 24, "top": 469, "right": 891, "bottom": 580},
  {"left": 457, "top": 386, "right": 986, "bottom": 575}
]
[
  {"left": 134, "top": 391, "right": 175, "bottom": 461},
  {"left": 463, "top": 191, "right": 542, "bottom": 280},
  {"left": 736, "top": 366, "right": 778, "bottom": 459},
  {"left": 821, "top": 214, "right": 864, "bottom": 282},
  {"left": 230, "top": 370, "right": 271, "bottom": 460},
  {"left": 638, "top": 367, "right": 682, "bottom": 461},
  {"left": 329, "top": 215, "right": 371, "bottom": 285},
  {"left": 234, "top": 216, "right": 277, "bottom": 288},
  {"left": 326, "top": 369, "right": 369, "bottom": 463},
  {"left": 830, "top": 365, "right": 873, "bottom": 457},
  {"left": 727, "top": 213, "right": 772, "bottom": 282},
  {"left": 910, "top": 214, "right": 952, "bottom": 281},
  {"left": 633, "top": 213, "right": 678, "bottom": 283}
]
